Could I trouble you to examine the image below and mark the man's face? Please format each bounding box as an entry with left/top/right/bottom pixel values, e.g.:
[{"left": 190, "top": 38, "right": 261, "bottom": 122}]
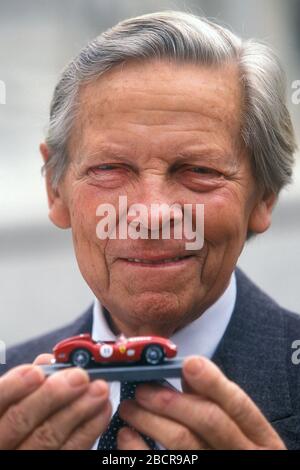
[{"left": 43, "top": 60, "right": 275, "bottom": 337}]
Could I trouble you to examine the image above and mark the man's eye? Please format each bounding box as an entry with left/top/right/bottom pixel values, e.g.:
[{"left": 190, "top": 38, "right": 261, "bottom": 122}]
[
  {"left": 189, "top": 167, "right": 219, "bottom": 175},
  {"left": 95, "top": 165, "right": 117, "bottom": 171}
]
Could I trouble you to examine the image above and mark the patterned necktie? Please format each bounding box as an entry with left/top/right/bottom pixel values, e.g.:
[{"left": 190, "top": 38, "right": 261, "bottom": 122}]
[{"left": 97, "top": 380, "right": 158, "bottom": 450}]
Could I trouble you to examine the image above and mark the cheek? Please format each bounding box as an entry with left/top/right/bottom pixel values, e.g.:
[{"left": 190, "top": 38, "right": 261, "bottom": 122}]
[
  {"left": 201, "top": 193, "right": 248, "bottom": 245},
  {"left": 68, "top": 190, "right": 111, "bottom": 291},
  {"left": 69, "top": 187, "right": 106, "bottom": 253}
]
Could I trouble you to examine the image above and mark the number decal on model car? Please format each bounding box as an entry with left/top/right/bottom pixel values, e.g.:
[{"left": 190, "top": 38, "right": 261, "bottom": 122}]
[
  {"left": 126, "top": 349, "right": 135, "bottom": 356},
  {"left": 99, "top": 344, "right": 113, "bottom": 358}
]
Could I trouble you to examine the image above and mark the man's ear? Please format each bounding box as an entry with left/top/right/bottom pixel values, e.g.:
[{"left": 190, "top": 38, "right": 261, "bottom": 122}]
[
  {"left": 40, "top": 143, "right": 71, "bottom": 229},
  {"left": 248, "top": 190, "right": 277, "bottom": 235}
]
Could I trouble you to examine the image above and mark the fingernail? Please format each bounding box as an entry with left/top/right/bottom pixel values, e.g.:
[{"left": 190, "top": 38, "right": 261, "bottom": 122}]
[
  {"left": 65, "top": 368, "right": 88, "bottom": 387},
  {"left": 88, "top": 380, "right": 107, "bottom": 397},
  {"left": 185, "top": 357, "right": 203, "bottom": 375},
  {"left": 21, "top": 367, "right": 43, "bottom": 386}
]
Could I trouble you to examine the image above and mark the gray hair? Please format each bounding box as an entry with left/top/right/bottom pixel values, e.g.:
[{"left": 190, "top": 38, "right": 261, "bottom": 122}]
[{"left": 43, "top": 10, "right": 297, "bottom": 200}]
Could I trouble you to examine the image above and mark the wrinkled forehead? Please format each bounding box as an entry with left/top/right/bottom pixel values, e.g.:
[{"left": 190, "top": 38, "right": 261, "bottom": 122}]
[{"left": 71, "top": 59, "right": 244, "bottom": 155}]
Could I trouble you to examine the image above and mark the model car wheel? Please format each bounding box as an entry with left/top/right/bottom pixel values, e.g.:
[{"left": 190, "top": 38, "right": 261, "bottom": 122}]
[
  {"left": 142, "top": 344, "right": 165, "bottom": 365},
  {"left": 70, "top": 348, "right": 91, "bottom": 368}
]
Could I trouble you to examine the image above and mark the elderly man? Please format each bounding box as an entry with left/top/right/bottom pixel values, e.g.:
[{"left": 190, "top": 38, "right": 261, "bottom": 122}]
[{"left": 1, "top": 11, "right": 299, "bottom": 450}]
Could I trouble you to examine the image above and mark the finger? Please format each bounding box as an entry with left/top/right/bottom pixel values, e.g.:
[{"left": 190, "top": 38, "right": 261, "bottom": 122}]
[
  {"left": 0, "top": 365, "right": 45, "bottom": 416},
  {"left": 119, "top": 400, "right": 205, "bottom": 450},
  {"left": 135, "top": 384, "right": 253, "bottom": 449},
  {"left": 62, "top": 402, "right": 112, "bottom": 450},
  {"left": 117, "top": 427, "right": 151, "bottom": 450},
  {"left": 0, "top": 367, "right": 90, "bottom": 449},
  {"left": 182, "top": 356, "right": 284, "bottom": 447},
  {"left": 18, "top": 380, "right": 110, "bottom": 450},
  {"left": 33, "top": 354, "right": 54, "bottom": 365}
]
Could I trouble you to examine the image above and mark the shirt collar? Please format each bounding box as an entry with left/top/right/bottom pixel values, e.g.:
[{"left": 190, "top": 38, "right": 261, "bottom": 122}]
[{"left": 92, "top": 271, "right": 237, "bottom": 360}]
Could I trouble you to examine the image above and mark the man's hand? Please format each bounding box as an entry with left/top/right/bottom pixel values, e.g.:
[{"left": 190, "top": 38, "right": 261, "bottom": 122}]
[
  {"left": 0, "top": 354, "right": 111, "bottom": 449},
  {"left": 118, "top": 356, "right": 286, "bottom": 450}
]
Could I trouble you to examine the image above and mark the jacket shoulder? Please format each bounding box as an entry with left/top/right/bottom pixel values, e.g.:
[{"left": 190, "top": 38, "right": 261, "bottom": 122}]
[{"left": 235, "top": 266, "right": 300, "bottom": 322}]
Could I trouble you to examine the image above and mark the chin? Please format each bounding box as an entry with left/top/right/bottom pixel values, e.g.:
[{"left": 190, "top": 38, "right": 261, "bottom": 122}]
[{"left": 127, "top": 291, "right": 190, "bottom": 330}]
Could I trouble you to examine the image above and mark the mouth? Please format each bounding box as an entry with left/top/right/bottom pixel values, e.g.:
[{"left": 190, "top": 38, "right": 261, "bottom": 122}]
[{"left": 120, "top": 255, "right": 195, "bottom": 267}]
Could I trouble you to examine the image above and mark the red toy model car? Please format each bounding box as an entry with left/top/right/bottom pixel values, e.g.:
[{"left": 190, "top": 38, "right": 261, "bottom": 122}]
[{"left": 53, "top": 333, "right": 177, "bottom": 368}]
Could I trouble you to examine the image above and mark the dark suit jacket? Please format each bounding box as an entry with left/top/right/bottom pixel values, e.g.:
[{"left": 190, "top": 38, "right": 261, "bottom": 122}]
[{"left": 2, "top": 267, "right": 300, "bottom": 449}]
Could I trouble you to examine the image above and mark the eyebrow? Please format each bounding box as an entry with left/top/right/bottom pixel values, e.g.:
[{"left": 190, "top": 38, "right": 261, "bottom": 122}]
[
  {"left": 82, "top": 147, "right": 134, "bottom": 162},
  {"left": 82, "top": 145, "right": 236, "bottom": 167},
  {"left": 175, "top": 151, "right": 232, "bottom": 163}
]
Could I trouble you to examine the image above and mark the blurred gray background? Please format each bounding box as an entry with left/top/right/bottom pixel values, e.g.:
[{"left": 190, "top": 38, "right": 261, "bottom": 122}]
[{"left": 0, "top": 0, "right": 299, "bottom": 346}]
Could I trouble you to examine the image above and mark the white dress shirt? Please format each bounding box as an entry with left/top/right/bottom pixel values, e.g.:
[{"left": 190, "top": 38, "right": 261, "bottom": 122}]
[{"left": 91, "top": 271, "right": 237, "bottom": 449}]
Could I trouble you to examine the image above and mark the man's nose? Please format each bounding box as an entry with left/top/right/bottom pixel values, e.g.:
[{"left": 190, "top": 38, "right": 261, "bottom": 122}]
[
  {"left": 126, "top": 201, "right": 183, "bottom": 232},
  {"left": 125, "top": 177, "right": 184, "bottom": 235}
]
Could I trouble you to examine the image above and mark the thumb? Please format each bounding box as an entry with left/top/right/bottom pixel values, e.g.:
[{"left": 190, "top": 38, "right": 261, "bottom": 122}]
[{"left": 33, "top": 353, "right": 54, "bottom": 365}]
